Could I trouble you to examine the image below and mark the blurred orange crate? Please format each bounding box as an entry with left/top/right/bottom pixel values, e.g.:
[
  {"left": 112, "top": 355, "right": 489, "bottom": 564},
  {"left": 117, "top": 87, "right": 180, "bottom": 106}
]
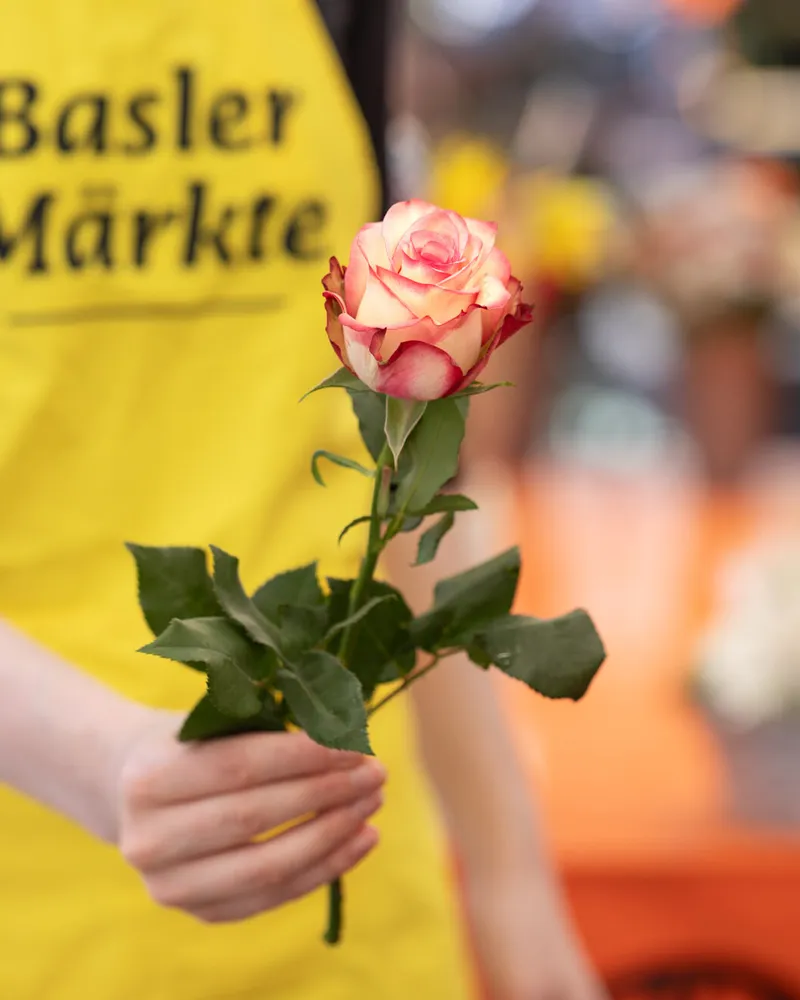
[{"left": 505, "top": 462, "right": 800, "bottom": 994}]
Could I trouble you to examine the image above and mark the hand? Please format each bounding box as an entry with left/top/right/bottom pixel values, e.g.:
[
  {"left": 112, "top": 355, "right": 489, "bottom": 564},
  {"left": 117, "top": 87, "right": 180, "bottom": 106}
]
[{"left": 116, "top": 714, "right": 385, "bottom": 923}]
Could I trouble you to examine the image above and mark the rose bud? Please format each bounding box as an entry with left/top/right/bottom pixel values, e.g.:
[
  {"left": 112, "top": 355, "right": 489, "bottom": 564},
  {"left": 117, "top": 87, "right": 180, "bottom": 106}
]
[{"left": 322, "top": 200, "right": 533, "bottom": 401}]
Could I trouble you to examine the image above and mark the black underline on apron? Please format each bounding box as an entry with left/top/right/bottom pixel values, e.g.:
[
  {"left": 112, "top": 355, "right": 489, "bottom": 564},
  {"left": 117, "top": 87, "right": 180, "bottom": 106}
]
[{"left": 8, "top": 296, "right": 286, "bottom": 328}]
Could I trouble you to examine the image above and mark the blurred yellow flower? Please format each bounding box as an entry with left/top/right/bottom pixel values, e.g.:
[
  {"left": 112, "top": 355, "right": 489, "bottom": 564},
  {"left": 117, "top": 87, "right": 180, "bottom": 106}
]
[
  {"left": 429, "top": 134, "right": 615, "bottom": 290},
  {"left": 428, "top": 133, "right": 508, "bottom": 222},
  {"left": 506, "top": 171, "right": 615, "bottom": 289}
]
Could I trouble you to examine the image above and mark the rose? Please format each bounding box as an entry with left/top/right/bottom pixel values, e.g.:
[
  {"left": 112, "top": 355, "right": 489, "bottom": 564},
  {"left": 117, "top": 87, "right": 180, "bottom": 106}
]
[{"left": 322, "top": 200, "right": 533, "bottom": 401}]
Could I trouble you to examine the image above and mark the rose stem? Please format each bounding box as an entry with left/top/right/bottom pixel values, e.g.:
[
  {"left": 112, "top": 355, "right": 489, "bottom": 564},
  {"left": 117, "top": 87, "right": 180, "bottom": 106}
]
[
  {"left": 366, "top": 653, "right": 444, "bottom": 717},
  {"left": 323, "top": 877, "right": 344, "bottom": 946},
  {"left": 324, "top": 441, "right": 392, "bottom": 946},
  {"left": 337, "top": 442, "right": 393, "bottom": 668}
]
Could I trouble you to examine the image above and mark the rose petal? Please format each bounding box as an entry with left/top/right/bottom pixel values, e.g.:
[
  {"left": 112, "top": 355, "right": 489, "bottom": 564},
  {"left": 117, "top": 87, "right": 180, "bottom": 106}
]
[
  {"left": 358, "top": 222, "right": 391, "bottom": 269},
  {"left": 473, "top": 280, "right": 507, "bottom": 340},
  {"left": 344, "top": 223, "right": 390, "bottom": 314},
  {"left": 445, "top": 210, "right": 471, "bottom": 255},
  {"left": 322, "top": 256, "right": 346, "bottom": 297},
  {"left": 474, "top": 274, "right": 512, "bottom": 345},
  {"left": 374, "top": 306, "right": 484, "bottom": 374},
  {"left": 388, "top": 206, "right": 471, "bottom": 267},
  {"left": 342, "top": 329, "right": 382, "bottom": 392},
  {"left": 505, "top": 275, "right": 523, "bottom": 308},
  {"left": 477, "top": 275, "right": 512, "bottom": 311},
  {"left": 412, "top": 210, "right": 469, "bottom": 253},
  {"left": 339, "top": 311, "right": 383, "bottom": 341},
  {"left": 356, "top": 269, "right": 417, "bottom": 328},
  {"left": 438, "top": 234, "right": 488, "bottom": 291},
  {"left": 454, "top": 347, "right": 494, "bottom": 393},
  {"left": 430, "top": 306, "right": 484, "bottom": 374},
  {"left": 375, "top": 266, "right": 478, "bottom": 323},
  {"left": 374, "top": 340, "right": 464, "bottom": 401},
  {"left": 497, "top": 299, "right": 534, "bottom": 347},
  {"left": 373, "top": 311, "right": 448, "bottom": 360},
  {"left": 323, "top": 292, "right": 347, "bottom": 359},
  {"left": 482, "top": 245, "right": 512, "bottom": 286},
  {"left": 382, "top": 200, "right": 439, "bottom": 256},
  {"left": 397, "top": 250, "right": 467, "bottom": 285},
  {"left": 409, "top": 230, "right": 457, "bottom": 265},
  {"left": 464, "top": 217, "right": 498, "bottom": 255},
  {"left": 322, "top": 285, "right": 346, "bottom": 312},
  {"left": 377, "top": 315, "right": 434, "bottom": 362}
]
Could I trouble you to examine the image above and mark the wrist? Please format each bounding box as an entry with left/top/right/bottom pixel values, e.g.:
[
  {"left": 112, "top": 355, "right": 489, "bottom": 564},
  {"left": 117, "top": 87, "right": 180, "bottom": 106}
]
[
  {"left": 89, "top": 696, "right": 161, "bottom": 844},
  {"left": 41, "top": 681, "right": 158, "bottom": 846},
  {"left": 0, "top": 621, "right": 163, "bottom": 845}
]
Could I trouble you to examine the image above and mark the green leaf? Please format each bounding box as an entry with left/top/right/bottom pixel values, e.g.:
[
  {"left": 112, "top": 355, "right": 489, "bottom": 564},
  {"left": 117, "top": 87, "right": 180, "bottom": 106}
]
[
  {"left": 251, "top": 563, "right": 325, "bottom": 620},
  {"left": 401, "top": 493, "right": 478, "bottom": 566},
  {"left": 451, "top": 381, "right": 513, "bottom": 398},
  {"left": 301, "top": 367, "right": 368, "bottom": 400},
  {"left": 470, "top": 611, "right": 606, "bottom": 700},
  {"left": 205, "top": 662, "right": 264, "bottom": 717},
  {"left": 326, "top": 579, "right": 415, "bottom": 698},
  {"left": 209, "top": 546, "right": 283, "bottom": 651},
  {"left": 374, "top": 660, "right": 410, "bottom": 687},
  {"left": 323, "top": 594, "right": 397, "bottom": 644},
  {"left": 347, "top": 388, "right": 387, "bottom": 462},
  {"left": 179, "top": 692, "right": 284, "bottom": 741},
  {"left": 139, "top": 617, "right": 267, "bottom": 718},
  {"left": 250, "top": 563, "right": 327, "bottom": 656},
  {"left": 126, "top": 544, "right": 222, "bottom": 637},
  {"left": 138, "top": 616, "right": 265, "bottom": 674},
  {"left": 277, "top": 650, "right": 372, "bottom": 754},
  {"left": 396, "top": 515, "right": 424, "bottom": 533},
  {"left": 411, "top": 493, "right": 478, "bottom": 517},
  {"left": 432, "top": 547, "right": 520, "bottom": 620},
  {"left": 465, "top": 643, "right": 494, "bottom": 668},
  {"left": 338, "top": 515, "right": 372, "bottom": 544},
  {"left": 415, "top": 512, "right": 456, "bottom": 566},
  {"left": 411, "top": 547, "right": 521, "bottom": 651},
  {"left": 325, "top": 579, "right": 351, "bottom": 653},
  {"left": 311, "top": 450, "right": 374, "bottom": 487},
  {"left": 393, "top": 398, "right": 465, "bottom": 514},
  {"left": 384, "top": 397, "right": 427, "bottom": 466},
  {"left": 279, "top": 604, "right": 328, "bottom": 658}
]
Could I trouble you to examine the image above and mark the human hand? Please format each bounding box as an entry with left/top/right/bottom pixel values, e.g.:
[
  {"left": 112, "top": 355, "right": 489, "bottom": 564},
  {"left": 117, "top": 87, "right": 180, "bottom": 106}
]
[{"left": 116, "top": 714, "right": 384, "bottom": 923}]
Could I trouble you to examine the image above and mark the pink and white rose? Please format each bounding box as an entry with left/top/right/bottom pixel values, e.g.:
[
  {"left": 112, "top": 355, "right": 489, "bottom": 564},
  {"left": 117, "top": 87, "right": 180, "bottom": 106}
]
[{"left": 322, "top": 200, "right": 533, "bottom": 401}]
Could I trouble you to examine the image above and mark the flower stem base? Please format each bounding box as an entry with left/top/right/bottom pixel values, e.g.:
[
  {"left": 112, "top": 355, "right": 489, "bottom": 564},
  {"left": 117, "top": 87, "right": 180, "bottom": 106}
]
[{"left": 324, "top": 877, "right": 343, "bottom": 946}]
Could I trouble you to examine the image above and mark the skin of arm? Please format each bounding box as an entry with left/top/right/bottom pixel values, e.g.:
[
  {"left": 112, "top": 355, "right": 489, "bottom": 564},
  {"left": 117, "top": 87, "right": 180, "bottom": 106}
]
[{"left": 0, "top": 620, "right": 150, "bottom": 842}]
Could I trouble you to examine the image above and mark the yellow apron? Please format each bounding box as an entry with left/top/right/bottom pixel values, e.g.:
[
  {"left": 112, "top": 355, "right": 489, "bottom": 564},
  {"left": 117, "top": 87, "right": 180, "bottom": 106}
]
[{"left": 0, "top": 2, "right": 475, "bottom": 996}]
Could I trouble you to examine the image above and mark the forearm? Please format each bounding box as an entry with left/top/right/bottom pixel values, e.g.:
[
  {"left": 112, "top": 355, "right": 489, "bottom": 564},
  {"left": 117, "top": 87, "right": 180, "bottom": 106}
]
[
  {"left": 384, "top": 467, "right": 551, "bottom": 880},
  {"left": 385, "top": 472, "right": 596, "bottom": 999},
  {"left": 410, "top": 655, "right": 583, "bottom": 1000},
  {"left": 0, "top": 619, "right": 150, "bottom": 843},
  {"left": 411, "top": 658, "right": 554, "bottom": 878}
]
